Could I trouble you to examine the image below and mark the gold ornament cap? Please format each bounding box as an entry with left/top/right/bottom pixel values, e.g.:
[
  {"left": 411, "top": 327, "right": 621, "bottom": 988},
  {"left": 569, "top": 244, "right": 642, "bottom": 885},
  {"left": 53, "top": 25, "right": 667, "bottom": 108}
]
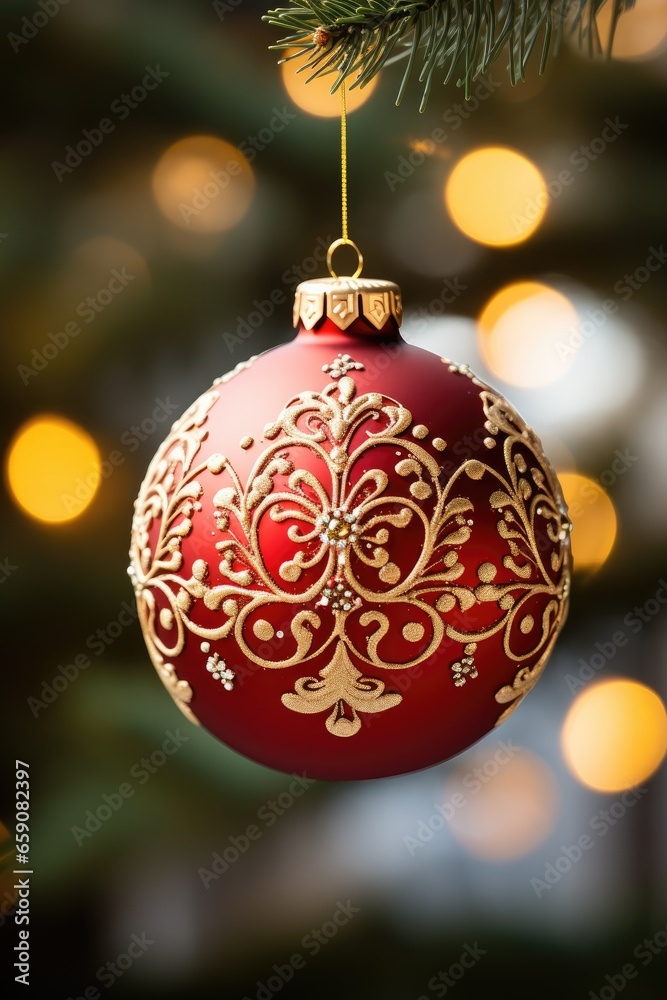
[{"left": 293, "top": 276, "right": 403, "bottom": 333}]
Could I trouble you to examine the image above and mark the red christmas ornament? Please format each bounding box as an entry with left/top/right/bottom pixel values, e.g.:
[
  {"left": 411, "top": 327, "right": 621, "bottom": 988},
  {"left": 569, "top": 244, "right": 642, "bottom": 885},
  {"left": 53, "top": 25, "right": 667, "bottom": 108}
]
[{"left": 129, "top": 276, "right": 571, "bottom": 780}]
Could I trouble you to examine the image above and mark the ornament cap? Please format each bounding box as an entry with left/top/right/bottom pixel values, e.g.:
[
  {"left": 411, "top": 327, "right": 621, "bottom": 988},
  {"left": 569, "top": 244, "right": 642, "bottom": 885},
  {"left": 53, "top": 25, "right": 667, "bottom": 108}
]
[{"left": 293, "top": 276, "right": 402, "bottom": 333}]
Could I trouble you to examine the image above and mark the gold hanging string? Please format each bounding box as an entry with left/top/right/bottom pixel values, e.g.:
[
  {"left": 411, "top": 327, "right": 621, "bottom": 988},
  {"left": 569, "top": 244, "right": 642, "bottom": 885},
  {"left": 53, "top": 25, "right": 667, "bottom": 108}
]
[
  {"left": 327, "top": 79, "right": 363, "bottom": 280},
  {"left": 341, "top": 76, "right": 348, "bottom": 242}
]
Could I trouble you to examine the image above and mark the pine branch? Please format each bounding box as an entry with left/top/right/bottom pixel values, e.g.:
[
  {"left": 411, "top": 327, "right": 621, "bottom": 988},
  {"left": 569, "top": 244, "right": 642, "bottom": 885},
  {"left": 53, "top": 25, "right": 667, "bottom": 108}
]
[{"left": 263, "top": 0, "right": 634, "bottom": 109}]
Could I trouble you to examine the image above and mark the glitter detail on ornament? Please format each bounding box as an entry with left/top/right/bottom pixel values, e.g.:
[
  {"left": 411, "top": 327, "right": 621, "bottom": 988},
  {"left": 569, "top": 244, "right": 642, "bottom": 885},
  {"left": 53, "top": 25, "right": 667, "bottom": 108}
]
[
  {"left": 317, "top": 508, "right": 360, "bottom": 550},
  {"left": 154, "top": 661, "right": 200, "bottom": 725},
  {"left": 402, "top": 622, "right": 425, "bottom": 642},
  {"left": 477, "top": 562, "right": 497, "bottom": 583},
  {"left": 452, "top": 644, "right": 479, "bottom": 687},
  {"left": 316, "top": 575, "right": 362, "bottom": 613},
  {"left": 445, "top": 360, "right": 475, "bottom": 380},
  {"left": 520, "top": 615, "right": 535, "bottom": 634},
  {"left": 253, "top": 619, "right": 275, "bottom": 641},
  {"left": 379, "top": 562, "right": 401, "bottom": 584},
  {"left": 206, "top": 652, "right": 236, "bottom": 691},
  {"left": 322, "top": 354, "right": 365, "bottom": 379}
]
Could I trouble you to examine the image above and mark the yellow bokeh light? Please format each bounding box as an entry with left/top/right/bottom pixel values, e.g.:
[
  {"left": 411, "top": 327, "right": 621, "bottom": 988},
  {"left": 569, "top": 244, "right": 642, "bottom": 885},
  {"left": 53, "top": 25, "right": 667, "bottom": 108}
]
[
  {"left": 558, "top": 472, "right": 617, "bottom": 573},
  {"left": 445, "top": 750, "right": 559, "bottom": 861},
  {"left": 5, "top": 415, "right": 101, "bottom": 523},
  {"left": 445, "top": 147, "right": 547, "bottom": 246},
  {"left": 478, "top": 281, "right": 579, "bottom": 387},
  {"left": 152, "top": 136, "right": 255, "bottom": 233},
  {"left": 562, "top": 680, "right": 667, "bottom": 792},
  {"left": 281, "top": 53, "right": 377, "bottom": 117},
  {"left": 599, "top": 0, "right": 667, "bottom": 61}
]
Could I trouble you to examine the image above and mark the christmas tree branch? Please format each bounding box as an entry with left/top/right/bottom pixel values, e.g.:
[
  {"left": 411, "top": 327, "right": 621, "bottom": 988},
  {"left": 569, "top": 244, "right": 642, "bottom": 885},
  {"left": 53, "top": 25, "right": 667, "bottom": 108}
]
[{"left": 263, "top": 0, "right": 634, "bottom": 109}]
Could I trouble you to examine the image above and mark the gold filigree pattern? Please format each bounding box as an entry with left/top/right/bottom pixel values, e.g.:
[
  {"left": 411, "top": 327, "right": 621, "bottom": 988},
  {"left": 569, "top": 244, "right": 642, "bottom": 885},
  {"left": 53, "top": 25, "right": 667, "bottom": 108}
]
[
  {"left": 130, "top": 357, "right": 570, "bottom": 735},
  {"left": 443, "top": 360, "right": 571, "bottom": 720},
  {"left": 129, "top": 362, "right": 259, "bottom": 719},
  {"left": 155, "top": 661, "right": 200, "bottom": 725},
  {"left": 281, "top": 641, "right": 402, "bottom": 737}
]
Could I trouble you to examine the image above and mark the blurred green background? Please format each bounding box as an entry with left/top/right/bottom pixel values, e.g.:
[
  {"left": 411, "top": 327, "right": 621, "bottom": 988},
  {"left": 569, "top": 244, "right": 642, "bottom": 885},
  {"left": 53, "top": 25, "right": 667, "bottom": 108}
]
[{"left": 1, "top": 0, "right": 667, "bottom": 997}]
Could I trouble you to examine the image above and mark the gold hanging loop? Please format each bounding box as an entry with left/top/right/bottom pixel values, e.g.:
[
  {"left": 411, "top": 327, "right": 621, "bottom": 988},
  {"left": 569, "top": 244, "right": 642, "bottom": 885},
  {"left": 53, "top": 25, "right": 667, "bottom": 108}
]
[{"left": 326, "top": 237, "right": 364, "bottom": 279}]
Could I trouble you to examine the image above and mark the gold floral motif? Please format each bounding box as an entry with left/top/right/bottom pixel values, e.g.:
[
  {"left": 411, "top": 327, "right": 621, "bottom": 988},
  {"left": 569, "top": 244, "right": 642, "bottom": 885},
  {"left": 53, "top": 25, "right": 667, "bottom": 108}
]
[
  {"left": 281, "top": 640, "right": 402, "bottom": 737},
  {"left": 322, "top": 354, "right": 365, "bottom": 379},
  {"left": 130, "top": 356, "right": 570, "bottom": 736}
]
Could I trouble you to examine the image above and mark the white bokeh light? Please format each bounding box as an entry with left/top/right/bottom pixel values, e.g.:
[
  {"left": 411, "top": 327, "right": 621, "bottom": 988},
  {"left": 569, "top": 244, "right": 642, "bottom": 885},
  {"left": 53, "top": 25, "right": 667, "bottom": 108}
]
[{"left": 404, "top": 289, "right": 646, "bottom": 445}]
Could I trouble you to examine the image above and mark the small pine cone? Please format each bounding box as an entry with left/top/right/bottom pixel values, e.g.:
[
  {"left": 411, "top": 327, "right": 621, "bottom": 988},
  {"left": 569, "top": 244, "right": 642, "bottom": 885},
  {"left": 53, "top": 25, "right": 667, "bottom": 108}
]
[{"left": 313, "top": 26, "right": 331, "bottom": 47}]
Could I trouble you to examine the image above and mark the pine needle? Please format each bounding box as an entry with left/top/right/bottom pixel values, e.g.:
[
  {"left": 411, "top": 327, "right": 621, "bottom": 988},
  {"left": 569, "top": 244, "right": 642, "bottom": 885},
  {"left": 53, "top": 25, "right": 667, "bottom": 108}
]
[{"left": 264, "top": 0, "right": 635, "bottom": 108}]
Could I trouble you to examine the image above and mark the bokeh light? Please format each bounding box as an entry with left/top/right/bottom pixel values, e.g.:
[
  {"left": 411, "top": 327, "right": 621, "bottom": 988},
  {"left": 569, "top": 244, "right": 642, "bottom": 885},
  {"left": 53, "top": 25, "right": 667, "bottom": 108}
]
[
  {"left": 477, "top": 281, "right": 579, "bottom": 386},
  {"left": 5, "top": 415, "right": 101, "bottom": 523},
  {"left": 599, "top": 0, "right": 667, "bottom": 61},
  {"left": 152, "top": 136, "right": 255, "bottom": 233},
  {"left": 558, "top": 472, "right": 618, "bottom": 573},
  {"left": 444, "top": 749, "right": 559, "bottom": 861},
  {"left": 562, "top": 680, "right": 667, "bottom": 792},
  {"left": 445, "top": 147, "right": 547, "bottom": 246},
  {"left": 281, "top": 53, "right": 377, "bottom": 116}
]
